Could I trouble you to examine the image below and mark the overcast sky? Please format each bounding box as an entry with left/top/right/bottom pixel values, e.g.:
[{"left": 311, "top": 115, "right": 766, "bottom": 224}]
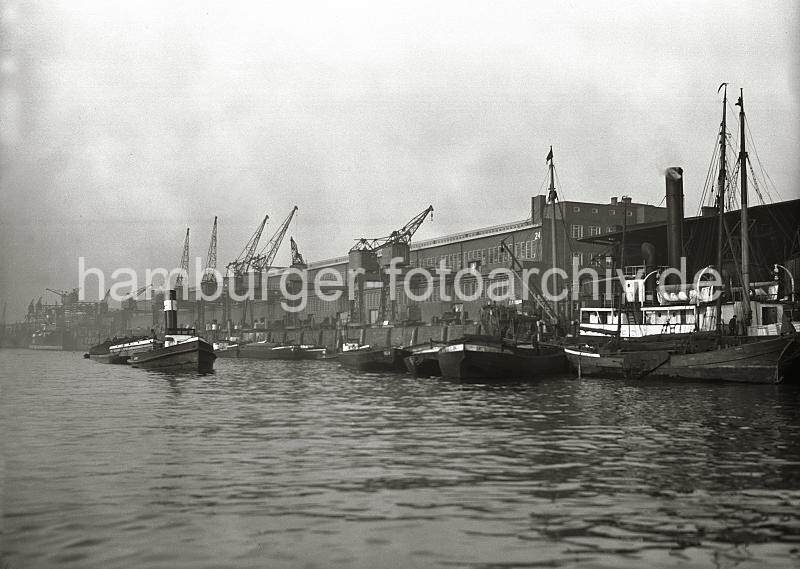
[{"left": 1, "top": 0, "right": 798, "bottom": 316}]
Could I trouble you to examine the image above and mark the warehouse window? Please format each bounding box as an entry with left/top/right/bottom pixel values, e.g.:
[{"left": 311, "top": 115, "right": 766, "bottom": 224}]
[
  {"left": 610, "top": 209, "right": 616, "bottom": 215},
  {"left": 573, "top": 206, "right": 581, "bottom": 213},
  {"left": 588, "top": 225, "right": 601, "bottom": 236},
  {"left": 571, "top": 225, "right": 583, "bottom": 239},
  {"left": 592, "top": 208, "right": 599, "bottom": 214}
]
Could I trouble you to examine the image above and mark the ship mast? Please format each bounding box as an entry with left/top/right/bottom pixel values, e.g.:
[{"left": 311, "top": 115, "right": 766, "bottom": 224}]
[
  {"left": 715, "top": 83, "right": 728, "bottom": 334},
  {"left": 546, "top": 146, "right": 558, "bottom": 325},
  {"left": 736, "top": 89, "right": 751, "bottom": 328}
]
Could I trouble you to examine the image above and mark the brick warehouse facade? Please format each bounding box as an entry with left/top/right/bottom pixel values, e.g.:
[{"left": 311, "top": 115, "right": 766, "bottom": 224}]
[{"left": 168, "top": 195, "right": 666, "bottom": 333}]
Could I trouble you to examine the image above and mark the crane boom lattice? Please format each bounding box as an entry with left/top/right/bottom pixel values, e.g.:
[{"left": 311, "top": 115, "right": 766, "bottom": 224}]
[
  {"left": 202, "top": 216, "right": 218, "bottom": 284},
  {"left": 251, "top": 206, "right": 298, "bottom": 272},
  {"left": 227, "top": 213, "right": 269, "bottom": 276}
]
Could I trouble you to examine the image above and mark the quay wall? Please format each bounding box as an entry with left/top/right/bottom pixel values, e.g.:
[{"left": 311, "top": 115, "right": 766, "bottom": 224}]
[{"left": 232, "top": 323, "right": 484, "bottom": 351}]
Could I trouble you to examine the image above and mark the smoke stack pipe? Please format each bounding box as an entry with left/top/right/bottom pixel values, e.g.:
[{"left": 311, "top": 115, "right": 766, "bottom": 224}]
[
  {"left": 665, "top": 167, "right": 684, "bottom": 270},
  {"left": 164, "top": 289, "right": 178, "bottom": 332}
]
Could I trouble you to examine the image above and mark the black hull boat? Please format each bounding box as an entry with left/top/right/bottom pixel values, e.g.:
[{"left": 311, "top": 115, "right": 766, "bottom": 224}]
[
  {"left": 403, "top": 345, "right": 442, "bottom": 377},
  {"left": 437, "top": 338, "right": 566, "bottom": 381},
  {"left": 130, "top": 338, "right": 217, "bottom": 372},
  {"left": 217, "top": 341, "right": 278, "bottom": 359},
  {"left": 245, "top": 344, "right": 327, "bottom": 360},
  {"left": 564, "top": 334, "right": 800, "bottom": 383},
  {"left": 338, "top": 346, "right": 411, "bottom": 372},
  {"left": 90, "top": 352, "right": 130, "bottom": 365},
  {"left": 87, "top": 336, "right": 155, "bottom": 365}
]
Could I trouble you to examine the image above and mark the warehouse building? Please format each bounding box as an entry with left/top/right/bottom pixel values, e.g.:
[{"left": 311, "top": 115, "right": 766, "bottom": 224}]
[{"left": 190, "top": 194, "right": 667, "bottom": 330}]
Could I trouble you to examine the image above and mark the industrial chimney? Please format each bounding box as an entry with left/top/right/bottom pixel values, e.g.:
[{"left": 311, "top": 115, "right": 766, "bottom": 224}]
[{"left": 665, "top": 167, "right": 684, "bottom": 270}]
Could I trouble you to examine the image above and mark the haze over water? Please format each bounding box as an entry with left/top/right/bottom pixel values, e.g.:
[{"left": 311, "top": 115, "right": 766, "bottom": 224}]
[{"left": 2, "top": 349, "right": 800, "bottom": 568}]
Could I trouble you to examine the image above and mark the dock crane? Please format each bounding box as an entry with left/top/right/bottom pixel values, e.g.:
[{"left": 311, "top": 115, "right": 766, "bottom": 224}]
[
  {"left": 290, "top": 237, "right": 307, "bottom": 269},
  {"left": 227, "top": 213, "right": 269, "bottom": 280},
  {"left": 348, "top": 205, "right": 434, "bottom": 325},
  {"left": 124, "top": 285, "right": 151, "bottom": 310},
  {"left": 201, "top": 216, "right": 218, "bottom": 295},
  {"left": 250, "top": 206, "right": 298, "bottom": 273},
  {"left": 45, "top": 288, "right": 79, "bottom": 305},
  {"left": 225, "top": 212, "right": 269, "bottom": 327},
  {"left": 499, "top": 237, "right": 559, "bottom": 324},
  {"left": 175, "top": 228, "right": 190, "bottom": 289}
]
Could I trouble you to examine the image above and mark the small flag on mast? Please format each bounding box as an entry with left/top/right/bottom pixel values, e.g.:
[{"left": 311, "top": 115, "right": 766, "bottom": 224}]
[{"left": 546, "top": 146, "right": 553, "bottom": 163}]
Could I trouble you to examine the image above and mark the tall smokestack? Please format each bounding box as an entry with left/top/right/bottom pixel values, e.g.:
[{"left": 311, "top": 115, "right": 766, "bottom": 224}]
[
  {"left": 665, "top": 167, "right": 684, "bottom": 270},
  {"left": 164, "top": 289, "right": 178, "bottom": 332}
]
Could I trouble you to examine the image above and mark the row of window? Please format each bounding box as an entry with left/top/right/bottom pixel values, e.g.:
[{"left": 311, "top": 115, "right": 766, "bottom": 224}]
[
  {"left": 570, "top": 225, "right": 623, "bottom": 239},
  {"left": 571, "top": 206, "right": 634, "bottom": 216},
  {"left": 416, "top": 238, "right": 540, "bottom": 269}
]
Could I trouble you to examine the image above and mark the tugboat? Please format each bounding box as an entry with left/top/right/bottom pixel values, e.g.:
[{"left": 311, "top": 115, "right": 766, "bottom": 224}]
[{"left": 129, "top": 290, "right": 216, "bottom": 372}]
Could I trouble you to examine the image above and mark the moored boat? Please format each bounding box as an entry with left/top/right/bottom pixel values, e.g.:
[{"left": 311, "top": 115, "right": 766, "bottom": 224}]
[
  {"left": 565, "top": 333, "right": 800, "bottom": 383},
  {"left": 437, "top": 336, "right": 566, "bottom": 381},
  {"left": 29, "top": 329, "right": 69, "bottom": 350},
  {"left": 247, "top": 343, "right": 327, "bottom": 360},
  {"left": 403, "top": 344, "right": 442, "bottom": 377},
  {"left": 87, "top": 335, "right": 155, "bottom": 364},
  {"left": 337, "top": 345, "right": 411, "bottom": 372},
  {"left": 213, "top": 341, "right": 245, "bottom": 358}
]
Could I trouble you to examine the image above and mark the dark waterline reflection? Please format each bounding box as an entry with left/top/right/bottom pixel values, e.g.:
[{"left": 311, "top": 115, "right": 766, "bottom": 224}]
[{"left": 2, "top": 349, "right": 799, "bottom": 568}]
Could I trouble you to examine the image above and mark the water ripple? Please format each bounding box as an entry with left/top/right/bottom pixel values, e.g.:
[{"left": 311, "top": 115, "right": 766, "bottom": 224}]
[{"left": 2, "top": 349, "right": 800, "bottom": 568}]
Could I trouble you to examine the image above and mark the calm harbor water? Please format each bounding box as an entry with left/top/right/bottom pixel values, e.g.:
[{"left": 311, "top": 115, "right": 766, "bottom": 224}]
[{"left": 1, "top": 349, "right": 799, "bottom": 568}]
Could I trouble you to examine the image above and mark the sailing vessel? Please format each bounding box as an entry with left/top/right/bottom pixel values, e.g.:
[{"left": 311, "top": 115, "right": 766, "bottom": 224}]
[
  {"left": 129, "top": 290, "right": 216, "bottom": 372},
  {"left": 566, "top": 86, "right": 800, "bottom": 383},
  {"left": 433, "top": 148, "right": 567, "bottom": 382}
]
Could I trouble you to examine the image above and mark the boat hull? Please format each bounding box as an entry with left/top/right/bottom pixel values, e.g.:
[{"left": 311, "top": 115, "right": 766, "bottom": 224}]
[
  {"left": 244, "top": 345, "right": 327, "bottom": 360},
  {"left": 130, "top": 339, "right": 217, "bottom": 372},
  {"left": 438, "top": 342, "right": 566, "bottom": 381},
  {"left": 338, "top": 347, "right": 411, "bottom": 372},
  {"left": 89, "top": 352, "right": 130, "bottom": 365},
  {"left": 565, "top": 335, "right": 800, "bottom": 383},
  {"left": 403, "top": 353, "right": 442, "bottom": 377},
  {"left": 219, "top": 343, "right": 280, "bottom": 359},
  {"left": 87, "top": 337, "right": 157, "bottom": 365}
]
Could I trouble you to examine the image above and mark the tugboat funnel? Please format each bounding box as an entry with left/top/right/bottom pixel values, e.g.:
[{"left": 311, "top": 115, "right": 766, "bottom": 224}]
[{"left": 164, "top": 289, "right": 178, "bottom": 332}]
